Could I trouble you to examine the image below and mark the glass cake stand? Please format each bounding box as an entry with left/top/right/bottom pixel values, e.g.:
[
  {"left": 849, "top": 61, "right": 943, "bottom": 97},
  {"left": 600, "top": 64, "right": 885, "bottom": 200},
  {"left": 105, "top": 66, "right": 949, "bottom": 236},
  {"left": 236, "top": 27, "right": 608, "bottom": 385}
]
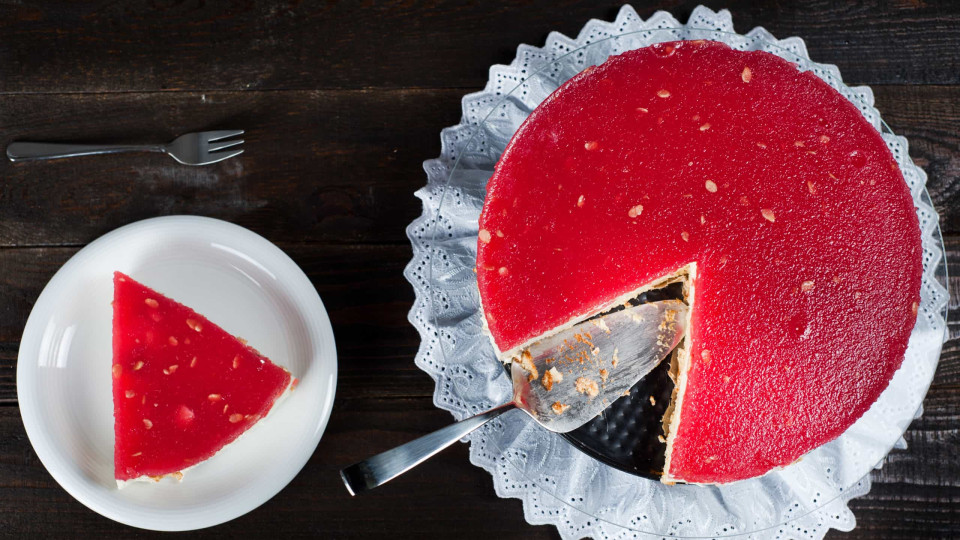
[{"left": 419, "top": 28, "right": 949, "bottom": 537}]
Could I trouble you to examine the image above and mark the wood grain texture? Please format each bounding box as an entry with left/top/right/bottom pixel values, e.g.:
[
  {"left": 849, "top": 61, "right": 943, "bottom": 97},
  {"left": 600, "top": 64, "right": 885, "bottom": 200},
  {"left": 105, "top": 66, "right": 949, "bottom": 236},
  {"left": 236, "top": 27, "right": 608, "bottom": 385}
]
[
  {"left": 873, "top": 85, "right": 960, "bottom": 235},
  {"left": 0, "top": 0, "right": 958, "bottom": 93},
  {"left": 0, "top": 84, "right": 958, "bottom": 248},
  {"left": 0, "top": 0, "right": 958, "bottom": 537},
  {"left": 0, "top": 89, "right": 462, "bottom": 247}
]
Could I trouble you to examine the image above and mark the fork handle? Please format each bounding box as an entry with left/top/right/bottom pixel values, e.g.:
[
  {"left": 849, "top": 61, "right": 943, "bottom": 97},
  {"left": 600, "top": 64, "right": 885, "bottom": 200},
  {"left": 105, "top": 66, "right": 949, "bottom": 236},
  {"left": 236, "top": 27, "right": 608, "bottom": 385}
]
[
  {"left": 340, "top": 403, "right": 515, "bottom": 495},
  {"left": 6, "top": 142, "right": 165, "bottom": 162}
]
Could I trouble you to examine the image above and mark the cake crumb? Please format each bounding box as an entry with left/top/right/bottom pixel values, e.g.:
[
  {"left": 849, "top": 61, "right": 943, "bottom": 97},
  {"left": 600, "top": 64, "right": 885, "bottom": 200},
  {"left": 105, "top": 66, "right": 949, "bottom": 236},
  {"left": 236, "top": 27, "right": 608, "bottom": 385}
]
[
  {"left": 649, "top": 395, "right": 656, "bottom": 406},
  {"left": 599, "top": 369, "right": 609, "bottom": 383},
  {"left": 700, "top": 215, "right": 706, "bottom": 224},
  {"left": 593, "top": 318, "right": 611, "bottom": 334},
  {"left": 478, "top": 229, "right": 492, "bottom": 243},
  {"left": 577, "top": 195, "right": 585, "bottom": 207},
  {"left": 636, "top": 107, "right": 648, "bottom": 114},
  {"left": 741, "top": 66, "right": 752, "bottom": 83},
  {"left": 575, "top": 377, "right": 599, "bottom": 398},
  {"left": 657, "top": 89, "right": 671, "bottom": 98},
  {"left": 701, "top": 349, "right": 712, "bottom": 365},
  {"left": 820, "top": 135, "right": 830, "bottom": 144},
  {"left": 628, "top": 204, "right": 643, "bottom": 218},
  {"left": 705, "top": 180, "right": 717, "bottom": 193},
  {"left": 542, "top": 367, "right": 563, "bottom": 391},
  {"left": 807, "top": 181, "right": 817, "bottom": 194},
  {"left": 551, "top": 402, "right": 570, "bottom": 415},
  {"left": 498, "top": 267, "right": 509, "bottom": 276},
  {"left": 681, "top": 231, "right": 689, "bottom": 242},
  {"left": 801, "top": 280, "right": 815, "bottom": 292},
  {"left": 584, "top": 141, "right": 599, "bottom": 151},
  {"left": 911, "top": 301, "right": 919, "bottom": 315},
  {"left": 518, "top": 350, "right": 539, "bottom": 382},
  {"left": 761, "top": 208, "right": 776, "bottom": 222},
  {"left": 756, "top": 142, "right": 767, "bottom": 149},
  {"left": 658, "top": 435, "right": 666, "bottom": 443},
  {"left": 612, "top": 348, "right": 619, "bottom": 367},
  {"left": 496, "top": 230, "right": 504, "bottom": 238},
  {"left": 699, "top": 123, "right": 711, "bottom": 132}
]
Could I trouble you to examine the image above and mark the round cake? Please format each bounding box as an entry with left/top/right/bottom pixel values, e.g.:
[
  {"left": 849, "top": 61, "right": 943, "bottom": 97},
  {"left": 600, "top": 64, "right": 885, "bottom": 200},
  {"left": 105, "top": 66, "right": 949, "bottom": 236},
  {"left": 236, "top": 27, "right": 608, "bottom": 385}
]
[{"left": 475, "top": 40, "right": 922, "bottom": 484}]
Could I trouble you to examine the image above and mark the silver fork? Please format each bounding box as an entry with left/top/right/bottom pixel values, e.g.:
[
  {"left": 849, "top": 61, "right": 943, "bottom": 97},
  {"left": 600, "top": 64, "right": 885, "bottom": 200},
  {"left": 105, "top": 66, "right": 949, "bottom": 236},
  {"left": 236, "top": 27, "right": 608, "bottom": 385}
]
[{"left": 6, "top": 130, "right": 244, "bottom": 165}]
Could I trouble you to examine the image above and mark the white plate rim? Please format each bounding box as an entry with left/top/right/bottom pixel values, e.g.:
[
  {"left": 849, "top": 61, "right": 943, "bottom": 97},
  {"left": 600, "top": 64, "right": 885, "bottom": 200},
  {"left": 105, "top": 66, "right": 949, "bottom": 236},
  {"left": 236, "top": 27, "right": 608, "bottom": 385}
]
[{"left": 16, "top": 215, "right": 338, "bottom": 531}]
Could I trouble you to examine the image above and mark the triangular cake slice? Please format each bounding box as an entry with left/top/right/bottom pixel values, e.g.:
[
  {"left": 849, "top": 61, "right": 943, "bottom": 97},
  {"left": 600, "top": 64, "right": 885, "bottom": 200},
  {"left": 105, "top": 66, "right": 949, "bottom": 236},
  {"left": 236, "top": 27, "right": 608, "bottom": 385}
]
[{"left": 112, "top": 272, "right": 293, "bottom": 486}]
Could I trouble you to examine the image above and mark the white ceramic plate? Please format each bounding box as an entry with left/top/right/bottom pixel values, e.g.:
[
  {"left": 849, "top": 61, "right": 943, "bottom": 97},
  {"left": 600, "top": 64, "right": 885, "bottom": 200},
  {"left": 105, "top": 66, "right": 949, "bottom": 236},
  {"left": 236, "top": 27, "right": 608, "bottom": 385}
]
[{"left": 17, "top": 216, "right": 337, "bottom": 531}]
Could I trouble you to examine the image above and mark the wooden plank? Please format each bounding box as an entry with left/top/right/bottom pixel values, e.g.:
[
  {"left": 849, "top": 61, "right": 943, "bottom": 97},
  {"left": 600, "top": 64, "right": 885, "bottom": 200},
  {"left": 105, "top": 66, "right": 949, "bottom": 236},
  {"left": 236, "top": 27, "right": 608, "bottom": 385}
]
[
  {"left": 0, "top": 1, "right": 958, "bottom": 93},
  {"left": 942, "top": 235, "right": 960, "bottom": 341},
  {"left": 873, "top": 85, "right": 960, "bottom": 235},
  {"left": 1, "top": 85, "right": 959, "bottom": 247},
  {"left": 845, "top": 483, "right": 960, "bottom": 539},
  {"left": 1, "top": 387, "right": 958, "bottom": 537},
  {"left": 0, "top": 89, "right": 462, "bottom": 246}
]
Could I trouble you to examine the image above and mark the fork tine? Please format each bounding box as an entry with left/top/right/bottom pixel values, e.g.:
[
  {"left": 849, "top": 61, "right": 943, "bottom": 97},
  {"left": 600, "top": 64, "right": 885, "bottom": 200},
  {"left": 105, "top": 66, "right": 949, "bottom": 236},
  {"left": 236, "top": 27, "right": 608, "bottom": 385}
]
[
  {"left": 208, "top": 139, "right": 244, "bottom": 152},
  {"left": 203, "top": 150, "right": 243, "bottom": 165},
  {"left": 202, "top": 130, "right": 245, "bottom": 142}
]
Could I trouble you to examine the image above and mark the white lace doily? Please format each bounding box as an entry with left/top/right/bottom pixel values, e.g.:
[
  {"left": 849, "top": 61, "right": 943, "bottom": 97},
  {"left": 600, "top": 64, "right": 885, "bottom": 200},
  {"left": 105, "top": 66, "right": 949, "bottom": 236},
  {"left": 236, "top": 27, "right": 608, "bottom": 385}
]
[{"left": 405, "top": 6, "right": 949, "bottom": 539}]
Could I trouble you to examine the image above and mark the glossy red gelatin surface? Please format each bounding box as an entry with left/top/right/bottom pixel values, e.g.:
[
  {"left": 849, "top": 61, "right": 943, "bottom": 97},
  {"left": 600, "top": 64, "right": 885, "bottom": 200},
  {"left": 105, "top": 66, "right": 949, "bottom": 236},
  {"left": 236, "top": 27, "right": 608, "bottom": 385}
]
[
  {"left": 476, "top": 41, "right": 922, "bottom": 483},
  {"left": 112, "top": 272, "right": 292, "bottom": 481}
]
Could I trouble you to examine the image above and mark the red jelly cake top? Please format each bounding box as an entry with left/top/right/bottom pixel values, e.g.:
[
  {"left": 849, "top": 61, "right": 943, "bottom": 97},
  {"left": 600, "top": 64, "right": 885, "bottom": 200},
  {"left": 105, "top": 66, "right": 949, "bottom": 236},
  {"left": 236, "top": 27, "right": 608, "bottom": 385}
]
[
  {"left": 112, "top": 272, "right": 292, "bottom": 482},
  {"left": 476, "top": 41, "right": 922, "bottom": 483}
]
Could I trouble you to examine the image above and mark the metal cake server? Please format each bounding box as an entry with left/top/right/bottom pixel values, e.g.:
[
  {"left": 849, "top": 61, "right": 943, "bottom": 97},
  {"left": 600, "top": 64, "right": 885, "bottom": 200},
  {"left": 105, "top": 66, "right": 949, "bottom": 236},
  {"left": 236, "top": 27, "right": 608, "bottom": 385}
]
[{"left": 340, "top": 299, "right": 688, "bottom": 495}]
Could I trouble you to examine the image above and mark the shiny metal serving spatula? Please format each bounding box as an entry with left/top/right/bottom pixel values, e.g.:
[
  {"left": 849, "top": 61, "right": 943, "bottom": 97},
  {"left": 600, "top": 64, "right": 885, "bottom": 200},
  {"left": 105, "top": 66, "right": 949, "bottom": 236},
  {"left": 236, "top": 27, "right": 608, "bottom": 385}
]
[{"left": 340, "top": 299, "right": 688, "bottom": 495}]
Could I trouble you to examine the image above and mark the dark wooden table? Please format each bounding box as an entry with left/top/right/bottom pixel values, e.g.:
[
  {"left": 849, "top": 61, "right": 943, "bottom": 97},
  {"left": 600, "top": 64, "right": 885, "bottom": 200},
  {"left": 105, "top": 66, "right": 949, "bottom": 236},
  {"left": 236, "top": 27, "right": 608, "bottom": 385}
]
[{"left": 0, "top": 2, "right": 957, "bottom": 538}]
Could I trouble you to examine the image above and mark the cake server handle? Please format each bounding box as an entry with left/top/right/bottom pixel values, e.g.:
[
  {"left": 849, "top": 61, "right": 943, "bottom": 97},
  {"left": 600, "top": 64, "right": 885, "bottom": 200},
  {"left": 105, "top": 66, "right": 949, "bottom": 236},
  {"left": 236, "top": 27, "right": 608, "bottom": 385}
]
[{"left": 340, "top": 403, "right": 514, "bottom": 495}]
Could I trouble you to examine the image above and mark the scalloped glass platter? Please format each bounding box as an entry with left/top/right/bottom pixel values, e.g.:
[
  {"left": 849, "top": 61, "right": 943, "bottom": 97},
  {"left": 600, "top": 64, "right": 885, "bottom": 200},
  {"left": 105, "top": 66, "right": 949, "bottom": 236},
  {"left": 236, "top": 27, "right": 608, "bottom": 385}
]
[{"left": 416, "top": 27, "right": 948, "bottom": 537}]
